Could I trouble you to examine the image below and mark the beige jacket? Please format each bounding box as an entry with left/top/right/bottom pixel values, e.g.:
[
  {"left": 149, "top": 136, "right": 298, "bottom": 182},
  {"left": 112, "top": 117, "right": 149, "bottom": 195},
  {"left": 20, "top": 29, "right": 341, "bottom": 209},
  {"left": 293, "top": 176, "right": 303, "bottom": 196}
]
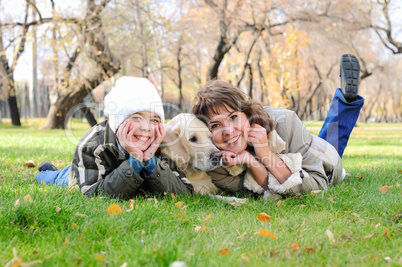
[{"left": 207, "top": 107, "right": 344, "bottom": 198}]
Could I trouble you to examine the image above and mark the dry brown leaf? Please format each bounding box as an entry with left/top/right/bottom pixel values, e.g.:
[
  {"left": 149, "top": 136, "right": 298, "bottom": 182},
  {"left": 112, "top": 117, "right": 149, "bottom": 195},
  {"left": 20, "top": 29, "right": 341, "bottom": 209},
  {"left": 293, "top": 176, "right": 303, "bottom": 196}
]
[
  {"left": 369, "top": 254, "right": 381, "bottom": 259},
  {"left": 237, "top": 232, "right": 247, "bottom": 239},
  {"left": 74, "top": 212, "right": 88, "bottom": 218},
  {"left": 364, "top": 234, "right": 375, "bottom": 239},
  {"left": 55, "top": 206, "right": 61, "bottom": 213},
  {"left": 275, "top": 200, "right": 282, "bottom": 207},
  {"left": 202, "top": 214, "right": 211, "bottom": 222},
  {"left": 326, "top": 229, "right": 335, "bottom": 244},
  {"left": 384, "top": 227, "right": 389, "bottom": 238},
  {"left": 62, "top": 237, "right": 68, "bottom": 248},
  {"left": 379, "top": 185, "right": 389, "bottom": 194},
  {"left": 291, "top": 243, "right": 300, "bottom": 252},
  {"left": 175, "top": 201, "right": 185, "bottom": 209},
  {"left": 177, "top": 213, "right": 185, "bottom": 219},
  {"left": 240, "top": 254, "right": 250, "bottom": 262},
  {"left": 146, "top": 198, "right": 158, "bottom": 204},
  {"left": 254, "top": 229, "right": 277, "bottom": 239},
  {"left": 257, "top": 213, "right": 271, "bottom": 222},
  {"left": 23, "top": 194, "right": 33, "bottom": 203},
  {"left": 106, "top": 204, "right": 123, "bottom": 216},
  {"left": 127, "top": 199, "right": 134, "bottom": 212},
  {"left": 194, "top": 224, "right": 208, "bottom": 232},
  {"left": 356, "top": 174, "right": 364, "bottom": 179},
  {"left": 218, "top": 248, "right": 229, "bottom": 255},
  {"left": 310, "top": 190, "right": 322, "bottom": 196},
  {"left": 229, "top": 202, "right": 242, "bottom": 208},
  {"left": 306, "top": 248, "right": 316, "bottom": 254},
  {"left": 284, "top": 249, "right": 291, "bottom": 259},
  {"left": 71, "top": 223, "right": 78, "bottom": 229},
  {"left": 170, "top": 193, "right": 176, "bottom": 201},
  {"left": 23, "top": 160, "right": 36, "bottom": 168}
]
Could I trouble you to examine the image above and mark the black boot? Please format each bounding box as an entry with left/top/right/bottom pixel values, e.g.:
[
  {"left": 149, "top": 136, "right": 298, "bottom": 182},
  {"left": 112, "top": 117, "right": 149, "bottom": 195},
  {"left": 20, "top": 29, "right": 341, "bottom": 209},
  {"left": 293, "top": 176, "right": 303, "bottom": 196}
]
[
  {"left": 340, "top": 54, "right": 360, "bottom": 102},
  {"left": 38, "top": 161, "right": 58, "bottom": 172}
]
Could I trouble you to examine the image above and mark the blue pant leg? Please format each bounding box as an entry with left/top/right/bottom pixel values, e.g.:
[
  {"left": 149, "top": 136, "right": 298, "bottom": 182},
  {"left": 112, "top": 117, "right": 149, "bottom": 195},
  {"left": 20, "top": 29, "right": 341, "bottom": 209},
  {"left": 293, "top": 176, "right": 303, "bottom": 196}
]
[
  {"left": 318, "top": 88, "right": 364, "bottom": 158},
  {"left": 35, "top": 165, "right": 71, "bottom": 187}
]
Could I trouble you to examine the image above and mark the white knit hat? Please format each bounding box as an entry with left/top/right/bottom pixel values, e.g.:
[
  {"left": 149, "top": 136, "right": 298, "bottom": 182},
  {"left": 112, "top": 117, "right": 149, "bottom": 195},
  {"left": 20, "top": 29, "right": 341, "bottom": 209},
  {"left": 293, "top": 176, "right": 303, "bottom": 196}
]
[{"left": 104, "top": 76, "right": 164, "bottom": 133}]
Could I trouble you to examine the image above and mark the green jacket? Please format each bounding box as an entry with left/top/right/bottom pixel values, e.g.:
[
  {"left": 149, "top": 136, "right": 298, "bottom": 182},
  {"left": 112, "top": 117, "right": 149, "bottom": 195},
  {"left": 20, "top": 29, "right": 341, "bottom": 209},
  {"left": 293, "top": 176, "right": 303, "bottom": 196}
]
[{"left": 68, "top": 120, "right": 193, "bottom": 198}]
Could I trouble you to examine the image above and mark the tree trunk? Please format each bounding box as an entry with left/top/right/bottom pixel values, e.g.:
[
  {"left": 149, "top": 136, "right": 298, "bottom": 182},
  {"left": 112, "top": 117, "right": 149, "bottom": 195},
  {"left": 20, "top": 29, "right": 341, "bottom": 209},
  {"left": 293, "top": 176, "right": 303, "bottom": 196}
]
[{"left": 8, "top": 94, "right": 21, "bottom": 126}]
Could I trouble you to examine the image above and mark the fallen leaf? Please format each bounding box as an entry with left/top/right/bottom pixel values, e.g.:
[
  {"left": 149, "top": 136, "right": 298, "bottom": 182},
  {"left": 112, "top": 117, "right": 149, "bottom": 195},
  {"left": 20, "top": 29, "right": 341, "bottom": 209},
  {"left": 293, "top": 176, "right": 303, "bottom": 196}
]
[
  {"left": 358, "top": 162, "right": 365, "bottom": 166},
  {"left": 364, "top": 234, "right": 375, "bottom": 239},
  {"left": 270, "top": 251, "right": 280, "bottom": 258},
  {"left": 62, "top": 237, "right": 68, "bottom": 248},
  {"left": 177, "top": 213, "right": 185, "bottom": 219},
  {"left": 291, "top": 243, "right": 300, "bottom": 252},
  {"left": 24, "top": 194, "right": 33, "bottom": 202},
  {"left": 379, "top": 185, "right": 389, "bottom": 194},
  {"left": 257, "top": 213, "right": 271, "bottom": 222},
  {"left": 240, "top": 254, "right": 250, "bottom": 262},
  {"left": 310, "top": 190, "right": 322, "bottom": 196},
  {"left": 175, "top": 201, "right": 185, "bottom": 209},
  {"left": 170, "top": 193, "right": 176, "bottom": 201},
  {"left": 14, "top": 199, "right": 20, "bottom": 206},
  {"left": 202, "top": 214, "right": 211, "bottom": 222},
  {"left": 127, "top": 199, "right": 134, "bottom": 212},
  {"left": 254, "top": 229, "right": 277, "bottom": 239},
  {"left": 106, "top": 204, "right": 123, "bottom": 216},
  {"left": 356, "top": 174, "right": 364, "bottom": 179},
  {"left": 306, "top": 248, "right": 316, "bottom": 254},
  {"left": 218, "top": 248, "right": 229, "bottom": 255},
  {"left": 55, "top": 206, "right": 61, "bottom": 213},
  {"left": 384, "top": 227, "right": 389, "bottom": 238},
  {"left": 23, "top": 160, "right": 36, "bottom": 168},
  {"left": 146, "top": 198, "right": 158, "bottom": 204},
  {"left": 229, "top": 202, "right": 243, "bottom": 208},
  {"left": 71, "top": 223, "right": 78, "bottom": 229},
  {"left": 95, "top": 254, "right": 105, "bottom": 261},
  {"left": 326, "top": 229, "right": 335, "bottom": 244},
  {"left": 284, "top": 249, "right": 291, "bottom": 259},
  {"left": 194, "top": 224, "right": 208, "bottom": 232},
  {"left": 369, "top": 254, "right": 381, "bottom": 259},
  {"left": 275, "top": 200, "right": 282, "bottom": 207},
  {"left": 74, "top": 212, "right": 88, "bottom": 218},
  {"left": 237, "top": 232, "right": 247, "bottom": 239}
]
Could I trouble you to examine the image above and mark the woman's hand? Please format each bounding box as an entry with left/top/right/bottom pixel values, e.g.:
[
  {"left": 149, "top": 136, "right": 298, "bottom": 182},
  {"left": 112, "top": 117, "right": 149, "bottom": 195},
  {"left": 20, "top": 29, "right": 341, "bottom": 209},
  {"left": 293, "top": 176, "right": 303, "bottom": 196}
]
[
  {"left": 247, "top": 124, "right": 270, "bottom": 159},
  {"left": 143, "top": 123, "right": 165, "bottom": 161},
  {"left": 220, "top": 150, "right": 251, "bottom": 167},
  {"left": 116, "top": 121, "right": 144, "bottom": 161}
]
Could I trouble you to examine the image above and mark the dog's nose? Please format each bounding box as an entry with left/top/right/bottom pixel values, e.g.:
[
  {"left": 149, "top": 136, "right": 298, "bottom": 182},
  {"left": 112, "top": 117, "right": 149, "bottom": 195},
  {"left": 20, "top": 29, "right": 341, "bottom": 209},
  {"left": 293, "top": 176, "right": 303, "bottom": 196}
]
[{"left": 210, "top": 153, "right": 222, "bottom": 167}]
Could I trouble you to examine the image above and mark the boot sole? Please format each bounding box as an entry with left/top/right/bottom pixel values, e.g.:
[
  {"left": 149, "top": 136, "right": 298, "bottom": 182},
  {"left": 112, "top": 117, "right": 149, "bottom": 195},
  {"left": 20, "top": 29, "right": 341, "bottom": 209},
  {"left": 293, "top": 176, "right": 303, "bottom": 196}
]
[{"left": 340, "top": 54, "right": 360, "bottom": 101}]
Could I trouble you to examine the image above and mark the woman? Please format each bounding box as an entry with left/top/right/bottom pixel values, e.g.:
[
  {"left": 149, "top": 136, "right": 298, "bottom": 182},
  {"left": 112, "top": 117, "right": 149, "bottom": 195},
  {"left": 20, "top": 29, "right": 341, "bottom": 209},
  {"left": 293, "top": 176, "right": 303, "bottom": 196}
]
[{"left": 191, "top": 54, "right": 364, "bottom": 198}]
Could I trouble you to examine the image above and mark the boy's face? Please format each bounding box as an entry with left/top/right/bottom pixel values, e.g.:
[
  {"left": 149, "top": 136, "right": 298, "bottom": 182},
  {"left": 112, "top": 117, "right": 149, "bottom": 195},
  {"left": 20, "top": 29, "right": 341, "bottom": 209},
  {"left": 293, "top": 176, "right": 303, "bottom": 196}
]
[{"left": 123, "top": 111, "right": 161, "bottom": 151}]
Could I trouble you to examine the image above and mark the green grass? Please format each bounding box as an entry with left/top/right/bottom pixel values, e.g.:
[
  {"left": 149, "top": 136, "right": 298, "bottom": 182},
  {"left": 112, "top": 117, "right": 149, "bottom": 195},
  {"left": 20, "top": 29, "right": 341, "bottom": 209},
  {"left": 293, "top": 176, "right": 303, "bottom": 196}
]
[{"left": 0, "top": 119, "right": 401, "bottom": 266}]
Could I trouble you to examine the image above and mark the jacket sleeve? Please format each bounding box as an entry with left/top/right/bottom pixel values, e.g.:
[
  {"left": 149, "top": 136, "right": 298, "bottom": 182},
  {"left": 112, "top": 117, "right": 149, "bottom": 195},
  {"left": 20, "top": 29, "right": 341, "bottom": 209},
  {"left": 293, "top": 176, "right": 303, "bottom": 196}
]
[
  {"left": 71, "top": 141, "right": 147, "bottom": 198},
  {"left": 142, "top": 157, "right": 193, "bottom": 195}
]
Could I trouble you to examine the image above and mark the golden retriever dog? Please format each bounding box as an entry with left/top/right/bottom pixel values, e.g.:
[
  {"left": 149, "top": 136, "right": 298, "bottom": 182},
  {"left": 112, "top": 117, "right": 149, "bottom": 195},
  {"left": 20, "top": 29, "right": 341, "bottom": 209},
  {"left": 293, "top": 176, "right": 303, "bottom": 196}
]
[{"left": 159, "top": 113, "right": 222, "bottom": 194}]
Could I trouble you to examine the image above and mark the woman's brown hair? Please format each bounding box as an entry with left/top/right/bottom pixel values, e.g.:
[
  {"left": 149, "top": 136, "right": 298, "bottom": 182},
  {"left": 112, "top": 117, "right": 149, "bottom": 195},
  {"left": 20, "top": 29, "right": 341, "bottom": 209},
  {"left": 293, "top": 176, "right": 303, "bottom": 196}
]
[{"left": 191, "top": 80, "right": 277, "bottom": 134}]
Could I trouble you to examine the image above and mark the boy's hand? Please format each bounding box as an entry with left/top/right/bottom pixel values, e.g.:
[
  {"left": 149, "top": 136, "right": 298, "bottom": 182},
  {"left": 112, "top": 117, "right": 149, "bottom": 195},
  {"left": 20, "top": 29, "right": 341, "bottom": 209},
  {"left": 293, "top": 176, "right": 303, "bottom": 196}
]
[
  {"left": 117, "top": 121, "right": 144, "bottom": 161},
  {"left": 143, "top": 123, "right": 165, "bottom": 161}
]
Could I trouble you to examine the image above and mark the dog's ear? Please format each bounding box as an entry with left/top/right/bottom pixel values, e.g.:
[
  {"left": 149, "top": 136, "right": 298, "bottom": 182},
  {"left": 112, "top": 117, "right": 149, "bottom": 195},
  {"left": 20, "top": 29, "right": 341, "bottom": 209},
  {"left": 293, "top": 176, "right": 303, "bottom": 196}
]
[{"left": 160, "top": 122, "right": 190, "bottom": 171}]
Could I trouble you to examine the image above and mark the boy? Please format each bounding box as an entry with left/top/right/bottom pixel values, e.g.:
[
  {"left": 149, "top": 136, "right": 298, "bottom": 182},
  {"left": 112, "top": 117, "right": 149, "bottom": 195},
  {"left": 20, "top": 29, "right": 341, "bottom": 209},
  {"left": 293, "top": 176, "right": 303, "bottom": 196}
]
[{"left": 36, "top": 77, "right": 193, "bottom": 198}]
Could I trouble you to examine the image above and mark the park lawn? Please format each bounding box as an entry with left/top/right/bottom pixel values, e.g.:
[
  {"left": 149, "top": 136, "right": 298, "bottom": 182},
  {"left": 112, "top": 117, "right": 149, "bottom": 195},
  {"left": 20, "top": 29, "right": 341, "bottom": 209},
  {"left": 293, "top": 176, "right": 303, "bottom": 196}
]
[{"left": 0, "top": 119, "right": 401, "bottom": 266}]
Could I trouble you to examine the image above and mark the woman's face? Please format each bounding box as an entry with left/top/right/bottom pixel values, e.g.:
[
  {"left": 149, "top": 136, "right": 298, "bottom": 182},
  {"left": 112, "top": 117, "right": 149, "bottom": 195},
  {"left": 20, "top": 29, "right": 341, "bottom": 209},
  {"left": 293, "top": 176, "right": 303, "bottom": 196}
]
[{"left": 208, "top": 105, "right": 250, "bottom": 154}]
